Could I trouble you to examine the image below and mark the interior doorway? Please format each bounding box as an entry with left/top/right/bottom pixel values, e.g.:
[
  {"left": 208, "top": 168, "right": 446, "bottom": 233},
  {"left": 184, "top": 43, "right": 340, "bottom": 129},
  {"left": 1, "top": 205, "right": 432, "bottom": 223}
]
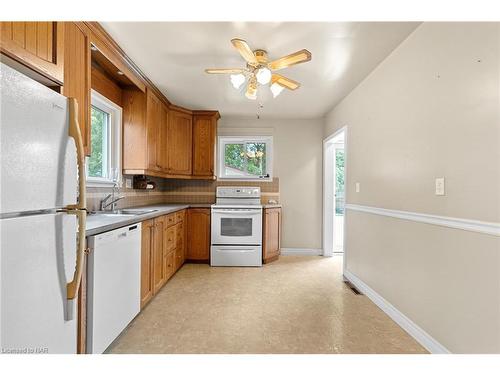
[{"left": 323, "top": 127, "right": 346, "bottom": 257}]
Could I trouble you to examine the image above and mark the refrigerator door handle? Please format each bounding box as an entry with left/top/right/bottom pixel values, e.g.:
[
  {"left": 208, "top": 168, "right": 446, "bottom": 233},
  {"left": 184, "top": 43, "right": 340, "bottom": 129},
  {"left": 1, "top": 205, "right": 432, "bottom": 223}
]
[
  {"left": 67, "top": 98, "right": 86, "bottom": 211},
  {"left": 65, "top": 98, "right": 87, "bottom": 320}
]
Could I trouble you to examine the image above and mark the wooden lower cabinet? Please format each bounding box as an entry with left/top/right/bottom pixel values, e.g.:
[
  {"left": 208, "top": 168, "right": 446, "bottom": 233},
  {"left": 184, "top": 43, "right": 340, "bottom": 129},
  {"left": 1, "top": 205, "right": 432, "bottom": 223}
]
[
  {"left": 186, "top": 208, "right": 211, "bottom": 262},
  {"left": 140, "top": 219, "right": 155, "bottom": 308},
  {"left": 140, "top": 210, "right": 186, "bottom": 309},
  {"left": 152, "top": 216, "right": 166, "bottom": 294},
  {"left": 263, "top": 207, "right": 282, "bottom": 263}
]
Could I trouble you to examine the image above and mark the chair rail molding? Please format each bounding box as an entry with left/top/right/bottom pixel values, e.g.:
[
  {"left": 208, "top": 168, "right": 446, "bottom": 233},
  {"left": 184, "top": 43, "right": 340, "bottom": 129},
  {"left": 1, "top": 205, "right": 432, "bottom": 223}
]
[{"left": 345, "top": 204, "right": 500, "bottom": 237}]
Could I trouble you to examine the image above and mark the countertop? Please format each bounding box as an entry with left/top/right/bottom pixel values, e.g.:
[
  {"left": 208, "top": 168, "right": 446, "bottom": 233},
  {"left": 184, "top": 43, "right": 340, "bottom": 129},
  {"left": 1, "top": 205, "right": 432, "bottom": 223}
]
[
  {"left": 85, "top": 202, "right": 281, "bottom": 236},
  {"left": 86, "top": 204, "right": 191, "bottom": 237}
]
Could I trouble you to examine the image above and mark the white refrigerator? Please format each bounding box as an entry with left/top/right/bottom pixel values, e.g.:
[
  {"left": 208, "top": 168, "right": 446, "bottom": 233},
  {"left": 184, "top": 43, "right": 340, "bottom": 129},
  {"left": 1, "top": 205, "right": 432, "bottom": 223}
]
[{"left": 0, "top": 62, "right": 87, "bottom": 354}]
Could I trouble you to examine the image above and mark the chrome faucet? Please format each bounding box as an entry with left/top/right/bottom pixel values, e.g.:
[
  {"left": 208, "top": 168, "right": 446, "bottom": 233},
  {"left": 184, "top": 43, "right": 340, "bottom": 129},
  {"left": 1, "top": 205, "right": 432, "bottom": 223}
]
[{"left": 100, "top": 193, "right": 125, "bottom": 211}]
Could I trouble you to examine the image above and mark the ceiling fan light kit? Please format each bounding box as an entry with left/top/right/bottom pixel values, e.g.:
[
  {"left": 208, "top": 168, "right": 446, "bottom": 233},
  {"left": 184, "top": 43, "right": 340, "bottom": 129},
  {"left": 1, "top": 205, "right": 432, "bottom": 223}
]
[{"left": 205, "top": 38, "right": 311, "bottom": 100}]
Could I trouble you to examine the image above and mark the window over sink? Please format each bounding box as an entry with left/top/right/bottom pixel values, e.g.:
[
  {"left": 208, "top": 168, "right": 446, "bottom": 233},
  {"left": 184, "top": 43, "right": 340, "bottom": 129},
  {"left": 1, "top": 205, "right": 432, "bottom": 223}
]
[
  {"left": 218, "top": 136, "right": 273, "bottom": 180},
  {"left": 86, "top": 90, "right": 122, "bottom": 187}
]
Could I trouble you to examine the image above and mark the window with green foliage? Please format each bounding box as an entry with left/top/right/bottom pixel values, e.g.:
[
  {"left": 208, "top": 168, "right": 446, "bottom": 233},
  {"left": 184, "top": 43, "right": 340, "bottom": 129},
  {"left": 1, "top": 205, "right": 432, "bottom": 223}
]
[
  {"left": 88, "top": 105, "right": 110, "bottom": 179},
  {"left": 86, "top": 90, "right": 122, "bottom": 186},
  {"left": 219, "top": 136, "right": 272, "bottom": 180}
]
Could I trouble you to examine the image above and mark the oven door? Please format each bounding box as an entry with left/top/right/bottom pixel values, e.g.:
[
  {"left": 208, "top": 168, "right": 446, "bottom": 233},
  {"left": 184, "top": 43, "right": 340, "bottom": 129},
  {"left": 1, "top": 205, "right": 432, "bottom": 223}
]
[{"left": 211, "top": 208, "right": 262, "bottom": 245}]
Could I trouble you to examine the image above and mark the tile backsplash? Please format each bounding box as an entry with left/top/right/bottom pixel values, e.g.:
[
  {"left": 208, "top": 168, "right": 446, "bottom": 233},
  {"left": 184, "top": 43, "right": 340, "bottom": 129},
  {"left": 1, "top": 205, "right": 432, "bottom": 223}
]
[{"left": 86, "top": 176, "right": 280, "bottom": 211}]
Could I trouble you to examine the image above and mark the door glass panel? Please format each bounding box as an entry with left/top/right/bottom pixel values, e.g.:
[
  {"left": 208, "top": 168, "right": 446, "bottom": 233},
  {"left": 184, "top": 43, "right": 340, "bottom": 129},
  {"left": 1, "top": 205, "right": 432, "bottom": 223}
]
[{"left": 220, "top": 218, "right": 253, "bottom": 236}]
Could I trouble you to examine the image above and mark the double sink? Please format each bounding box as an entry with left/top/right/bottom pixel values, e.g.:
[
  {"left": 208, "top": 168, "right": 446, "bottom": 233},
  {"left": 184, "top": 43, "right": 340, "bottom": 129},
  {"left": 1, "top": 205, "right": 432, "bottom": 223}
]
[{"left": 88, "top": 209, "right": 158, "bottom": 217}]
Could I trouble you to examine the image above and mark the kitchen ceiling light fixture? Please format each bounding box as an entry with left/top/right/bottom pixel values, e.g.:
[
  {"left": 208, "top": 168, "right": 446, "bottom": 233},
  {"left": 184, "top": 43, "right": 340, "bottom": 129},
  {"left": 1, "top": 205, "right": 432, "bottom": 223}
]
[
  {"left": 205, "top": 38, "right": 311, "bottom": 100},
  {"left": 270, "top": 82, "right": 284, "bottom": 98},
  {"left": 230, "top": 73, "right": 246, "bottom": 89},
  {"left": 256, "top": 67, "right": 272, "bottom": 85}
]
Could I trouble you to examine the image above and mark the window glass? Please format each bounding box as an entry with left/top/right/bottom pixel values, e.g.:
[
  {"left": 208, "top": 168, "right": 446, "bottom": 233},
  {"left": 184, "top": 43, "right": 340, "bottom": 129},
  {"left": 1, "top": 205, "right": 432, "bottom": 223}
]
[
  {"left": 219, "top": 137, "right": 272, "bottom": 180},
  {"left": 88, "top": 105, "right": 110, "bottom": 179}
]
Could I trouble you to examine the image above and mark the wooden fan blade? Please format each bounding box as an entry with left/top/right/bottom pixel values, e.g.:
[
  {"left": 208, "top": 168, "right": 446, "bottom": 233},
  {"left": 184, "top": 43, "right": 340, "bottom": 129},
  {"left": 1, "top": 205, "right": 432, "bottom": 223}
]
[
  {"left": 268, "top": 49, "right": 311, "bottom": 71},
  {"left": 231, "top": 38, "right": 258, "bottom": 66},
  {"left": 205, "top": 68, "right": 245, "bottom": 74},
  {"left": 272, "top": 74, "right": 300, "bottom": 90}
]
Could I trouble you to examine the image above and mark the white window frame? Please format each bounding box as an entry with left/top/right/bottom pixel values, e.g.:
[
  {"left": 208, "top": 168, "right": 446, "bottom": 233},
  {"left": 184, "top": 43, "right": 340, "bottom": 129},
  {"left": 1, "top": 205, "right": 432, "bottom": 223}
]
[
  {"left": 217, "top": 136, "right": 273, "bottom": 181},
  {"left": 85, "top": 90, "right": 122, "bottom": 187}
]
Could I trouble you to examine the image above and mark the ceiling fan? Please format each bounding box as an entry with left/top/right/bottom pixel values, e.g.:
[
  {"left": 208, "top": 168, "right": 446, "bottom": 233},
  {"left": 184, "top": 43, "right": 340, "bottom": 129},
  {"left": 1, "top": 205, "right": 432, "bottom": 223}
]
[{"left": 205, "top": 38, "right": 312, "bottom": 100}]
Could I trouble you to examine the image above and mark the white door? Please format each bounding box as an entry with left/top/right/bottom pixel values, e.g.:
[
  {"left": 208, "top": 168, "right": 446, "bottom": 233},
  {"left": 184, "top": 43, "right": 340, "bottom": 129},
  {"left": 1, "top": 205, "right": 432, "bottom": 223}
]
[{"left": 0, "top": 212, "right": 78, "bottom": 354}]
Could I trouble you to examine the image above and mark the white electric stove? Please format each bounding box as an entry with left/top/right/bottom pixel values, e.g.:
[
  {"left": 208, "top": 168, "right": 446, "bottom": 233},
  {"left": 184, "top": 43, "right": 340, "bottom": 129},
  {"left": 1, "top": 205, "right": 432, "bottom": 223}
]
[{"left": 211, "top": 187, "right": 263, "bottom": 267}]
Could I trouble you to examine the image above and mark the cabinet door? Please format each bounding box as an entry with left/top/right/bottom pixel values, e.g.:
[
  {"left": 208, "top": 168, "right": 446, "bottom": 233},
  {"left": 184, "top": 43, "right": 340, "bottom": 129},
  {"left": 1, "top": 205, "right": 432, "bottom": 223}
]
[
  {"left": 263, "top": 208, "right": 281, "bottom": 263},
  {"left": 192, "top": 115, "right": 217, "bottom": 177},
  {"left": 167, "top": 109, "right": 192, "bottom": 175},
  {"left": 186, "top": 208, "right": 211, "bottom": 261},
  {"left": 0, "top": 22, "right": 64, "bottom": 84},
  {"left": 152, "top": 216, "right": 166, "bottom": 293},
  {"left": 157, "top": 104, "right": 169, "bottom": 172},
  {"left": 146, "top": 89, "right": 162, "bottom": 171},
  {"left": 63, "top": 22, "right": 91, "bottom": 156},
  {"left": 140, "top": 219, "right": 154, "bottom": 308}
]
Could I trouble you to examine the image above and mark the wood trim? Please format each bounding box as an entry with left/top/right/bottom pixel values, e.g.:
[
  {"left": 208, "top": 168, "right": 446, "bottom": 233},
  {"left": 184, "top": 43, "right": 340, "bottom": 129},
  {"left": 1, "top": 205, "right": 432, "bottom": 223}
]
[
  {"left": 91, "top": 64, "right": 122, "bottom": 106},
  {"left": 263, "top": 254, "right": 279, "bottom": 264},
  {"left": 123, "top": 169, "right": 216, "bottom": 180},
  {"left": 85, "top": 22, "right": 163, "bottom": 99},
  {"left": 85, "top": 22, "right": 146, "bottom": 93},
  {"left": 192, "top": 110, "right": 221, "bottom": 119},
  {"left": 169, "top": 104, "right": 192, "bottom": 115}
]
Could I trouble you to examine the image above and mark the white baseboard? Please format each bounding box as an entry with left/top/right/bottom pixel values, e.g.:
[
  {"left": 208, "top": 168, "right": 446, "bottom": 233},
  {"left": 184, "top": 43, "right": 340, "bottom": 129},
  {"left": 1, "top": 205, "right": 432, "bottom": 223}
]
[
  {"left": 281, "top": 248, "right": 323, "bottom": 256},
  {"left": 344, "top": 269, "right": 451, "bottom": 354}
]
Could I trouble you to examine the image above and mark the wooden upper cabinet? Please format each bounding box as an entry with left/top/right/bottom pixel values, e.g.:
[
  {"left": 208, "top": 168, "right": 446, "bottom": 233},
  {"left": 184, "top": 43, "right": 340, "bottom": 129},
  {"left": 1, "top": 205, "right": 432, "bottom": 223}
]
[
  {"left": 192, "top": 111, "right": 219, "bottom": 177},
  {"left": 167, "top": 108, "right": 193, "bottom": 176},
  {"left": 186, "top": 208, "right": 211, "bottom": 261},
  {"left": 157, "top": 104, "right": 169, "bottom": 172},
  {"left": 122, "top": 88, "right": 148, "bottom": 171},
  {"left": 62, "top": 22, "right": 91, "bottom": 156},
  {"left": 263, "top": 207, "right": 282, "bottom": 263},
  {"left": 146, "top": 89, "right": 163, "bottom": 171},
  {"left": 0, "top": 22, "right": 64, "bottom": 84}
]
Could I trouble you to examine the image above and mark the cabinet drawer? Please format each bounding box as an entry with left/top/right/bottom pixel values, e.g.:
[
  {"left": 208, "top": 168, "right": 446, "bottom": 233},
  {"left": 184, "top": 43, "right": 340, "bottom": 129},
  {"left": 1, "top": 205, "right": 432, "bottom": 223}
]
[
  {"left": 176, "top": 222, "right": 184, "bottom": 240},
  {"left": 174, "top": 247, "right": 184, "bottom": 271},
  {"left": 165, "top": 251, "right": 175, "bottom": 280},
  {"left": 166, "top": 213, "right": 176, "bottom": 227},
  {"left": 166, "top": 226, "right": 176, "bottom": 252},
  {"left": 175, "top": 210, "right": 185, "bottom": 223}
]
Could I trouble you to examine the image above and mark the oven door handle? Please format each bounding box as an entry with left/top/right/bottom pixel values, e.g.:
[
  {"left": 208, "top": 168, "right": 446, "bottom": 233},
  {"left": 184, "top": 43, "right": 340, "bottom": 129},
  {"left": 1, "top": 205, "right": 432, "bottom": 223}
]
[{"left": 212, "top": 209, "right": 262, "bottom": 215}]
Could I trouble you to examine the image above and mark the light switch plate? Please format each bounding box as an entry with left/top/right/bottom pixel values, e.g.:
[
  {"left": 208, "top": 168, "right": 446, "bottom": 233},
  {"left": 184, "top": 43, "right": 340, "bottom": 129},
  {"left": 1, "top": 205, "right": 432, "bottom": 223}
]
[
  {"left": 435, "top": 177, "right": 445, "bottom": 196},
  {"left": 355, "top": 182, "right": 360, "bottom": 193},
  {"left": 125, "top": 178, "right": 132, "bottom": 189}
]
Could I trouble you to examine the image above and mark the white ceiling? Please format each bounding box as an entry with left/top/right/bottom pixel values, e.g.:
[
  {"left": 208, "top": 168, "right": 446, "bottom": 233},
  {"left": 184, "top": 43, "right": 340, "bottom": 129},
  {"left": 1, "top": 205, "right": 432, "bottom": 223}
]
[{"left": 101, "top": 22, "right": 419, "bottom": 119}]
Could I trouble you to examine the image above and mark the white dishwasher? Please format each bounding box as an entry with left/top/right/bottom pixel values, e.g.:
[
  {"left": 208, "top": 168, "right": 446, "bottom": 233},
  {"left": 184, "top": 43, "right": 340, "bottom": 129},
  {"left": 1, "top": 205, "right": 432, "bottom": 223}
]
[{"left": 86, "top": 223, "right": 141, "bottom": 353}]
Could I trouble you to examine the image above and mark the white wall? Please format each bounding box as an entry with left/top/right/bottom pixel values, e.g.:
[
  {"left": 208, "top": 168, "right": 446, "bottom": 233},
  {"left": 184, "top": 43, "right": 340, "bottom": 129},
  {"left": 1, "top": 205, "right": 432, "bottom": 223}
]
[
  {"left": 324, "top": 22, "right": 500, "bottom": 353},
  {"left": 219, "top": 116, "right": 324, "bottom": 250}
]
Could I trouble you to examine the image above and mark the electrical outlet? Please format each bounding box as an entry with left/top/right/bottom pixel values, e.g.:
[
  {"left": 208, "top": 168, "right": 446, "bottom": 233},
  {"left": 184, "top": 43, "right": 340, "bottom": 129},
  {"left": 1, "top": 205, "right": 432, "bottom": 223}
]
[
  {"left": 435, "top": 177, "right": 445, "bottom": 196},
  {"left": 355, "top": 182, "right": 360, "bottom": 193},
  {"left": 125, "top": 178, "right": 132, "bottom": 189}
]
